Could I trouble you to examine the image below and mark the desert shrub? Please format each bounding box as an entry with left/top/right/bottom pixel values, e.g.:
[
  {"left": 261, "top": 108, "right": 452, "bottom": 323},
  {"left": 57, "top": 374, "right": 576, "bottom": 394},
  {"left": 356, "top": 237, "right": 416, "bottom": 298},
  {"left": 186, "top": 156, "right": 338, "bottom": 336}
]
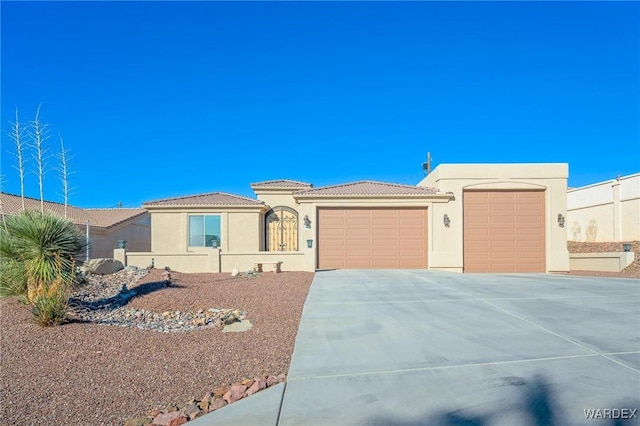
[
  {"left": 31, "top": 287, "right": 70, "bottom": 327},
  {"left": 0, "top": 258, "right": 28, "bottom": 300},
  {"left": 0, "top": 210, "right": 85, "bottom": 325}
]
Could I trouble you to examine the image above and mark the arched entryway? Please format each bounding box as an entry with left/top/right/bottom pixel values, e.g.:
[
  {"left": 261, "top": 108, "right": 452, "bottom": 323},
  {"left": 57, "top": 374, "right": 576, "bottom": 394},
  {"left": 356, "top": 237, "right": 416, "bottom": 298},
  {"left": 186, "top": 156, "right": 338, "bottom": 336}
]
[{"left": 265, "top": 206, "right": 298, "bottom": 251}]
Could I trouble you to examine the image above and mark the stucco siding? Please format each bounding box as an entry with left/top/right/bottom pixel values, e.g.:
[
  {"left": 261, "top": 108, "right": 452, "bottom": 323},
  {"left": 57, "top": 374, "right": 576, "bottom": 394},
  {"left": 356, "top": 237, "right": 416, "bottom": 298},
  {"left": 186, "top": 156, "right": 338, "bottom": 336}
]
[
  {"left": 568, "top": 182, "right": 614, "bottom": 210},
  {"left": 126, "top": 250, "right": 220, "bottom": 273},
  {"left": 567, "top": 173, "right": 639, "bottom": 242},
  {"left": 228, "top": 212, "right": 261, "bottom": 252},
  {"left": 425, "top": 196, "right": 462, "bottom": 272},
  {"left": 151, "top": 212, "right": 186, "bottom": 252},
  {"left": 419, "top": 164, "right": 569, "bottom": 273},
  {"left": 257, "top": 193, "right": 300, "bottom": 211},
  {"left": 89, "top": 223, "right": 151, "bottom": 258},
  {"left": 622, "top": 199, "right": 640, "bottom": 241},
  {"left": 569, "top": 252, "right": 636, "bottom": 272},
  {"left": 620, "top": 174, "right": 640, "bottom": 200},
  {"left": 568, "top": 203, "right": 614, "bottom": 242},
  {"left": 125, "top": 250, "right": 309, "bottom": 273},
  {"left": 221, "top": 252, "right": 308, "bottom": 272}
]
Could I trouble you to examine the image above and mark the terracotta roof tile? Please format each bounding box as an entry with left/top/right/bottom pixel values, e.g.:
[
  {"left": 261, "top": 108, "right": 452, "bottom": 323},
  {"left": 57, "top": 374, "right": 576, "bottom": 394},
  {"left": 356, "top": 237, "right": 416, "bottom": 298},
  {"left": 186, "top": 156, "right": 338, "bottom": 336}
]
[
  {"left": 250, "top": 179, "right": 313, "bottom": 189},
  {"left": 84, "top": 208, "right": 149, "bottom": 228},
  {"left": 144, "top": 192, "right": 264, "bottom": 207},
  {"left": 0, "top": 193, "right": 147, "bottom": 228},
  {"left": 294, "top": 180, "right": 440, "bottom": 196}
]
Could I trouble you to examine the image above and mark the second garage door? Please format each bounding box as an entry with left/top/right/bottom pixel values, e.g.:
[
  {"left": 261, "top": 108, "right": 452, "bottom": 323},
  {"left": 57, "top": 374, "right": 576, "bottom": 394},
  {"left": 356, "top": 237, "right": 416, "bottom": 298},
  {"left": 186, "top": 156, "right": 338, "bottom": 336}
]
[
  {"left": 464, "top": 191, "right": 546, "bottom": 273},
  {"left": 318, "top": 208, "right": 428, "bottom": 269}
]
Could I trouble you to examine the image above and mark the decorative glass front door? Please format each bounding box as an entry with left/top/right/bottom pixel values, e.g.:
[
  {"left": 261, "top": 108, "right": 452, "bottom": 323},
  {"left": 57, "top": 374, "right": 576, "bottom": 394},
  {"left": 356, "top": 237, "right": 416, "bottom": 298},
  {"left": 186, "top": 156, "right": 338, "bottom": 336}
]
[{"left": 266, "top": 206, "right": 298, "bottom": 251}]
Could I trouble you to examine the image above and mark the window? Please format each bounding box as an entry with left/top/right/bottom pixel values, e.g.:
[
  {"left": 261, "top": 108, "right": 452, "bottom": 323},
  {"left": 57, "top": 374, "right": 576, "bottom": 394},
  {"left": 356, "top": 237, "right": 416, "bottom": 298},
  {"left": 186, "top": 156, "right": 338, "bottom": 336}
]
[{"left": 189, "top": 215, "right": 221, "bottom": 248}]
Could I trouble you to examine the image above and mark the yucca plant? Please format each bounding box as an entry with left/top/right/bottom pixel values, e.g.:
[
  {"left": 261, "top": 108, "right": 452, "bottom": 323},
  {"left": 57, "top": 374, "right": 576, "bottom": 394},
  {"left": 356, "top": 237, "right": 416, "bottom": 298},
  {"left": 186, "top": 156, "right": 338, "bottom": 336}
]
[
  {"left": 0, "top": 258, "right": 28, "bottom": 300},
  {"left": 0, "top": 210, "right": 85, "bottom": 325},
  {"left": 31, "top": 284, "right": 70, "bottom": 326}
]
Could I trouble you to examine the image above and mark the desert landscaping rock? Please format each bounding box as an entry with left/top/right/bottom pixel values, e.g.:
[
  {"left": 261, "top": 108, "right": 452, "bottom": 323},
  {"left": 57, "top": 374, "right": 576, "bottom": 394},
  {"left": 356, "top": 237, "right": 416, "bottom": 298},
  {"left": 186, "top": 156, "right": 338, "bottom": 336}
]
[
  {"left": 123, "top": 374, "right": 286, "bottom": 426},
  {"left": 67, "top": 267, "right": 246, "bottom": 333},
  {"left": 79, "top": 258, "right": 125, "bottom": 275},
  {"left": 222, "top": 319, "right": 253, "bottom": 333},
  {"left": 152, "top": 411, "right": 185, "bottom": 426},
  {"left": 210, "top": 397, "right": 227, "bottom": 411},
  {"left": 223, "top": 384, "right": 248, "bottom": 404},
  {"left": 246, "top": 377, "right": 267, "bottom": 395},
  {"left": 183, "top": 403, "right": 200, "bottom": 418}
]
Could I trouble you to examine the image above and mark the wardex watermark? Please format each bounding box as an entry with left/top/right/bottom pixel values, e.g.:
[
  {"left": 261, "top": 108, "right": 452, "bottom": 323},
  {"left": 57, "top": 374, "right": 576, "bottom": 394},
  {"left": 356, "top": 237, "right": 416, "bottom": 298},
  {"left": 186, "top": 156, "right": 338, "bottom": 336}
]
[{"left": 584, "top": 408, "right": 637, "bottom": 420}]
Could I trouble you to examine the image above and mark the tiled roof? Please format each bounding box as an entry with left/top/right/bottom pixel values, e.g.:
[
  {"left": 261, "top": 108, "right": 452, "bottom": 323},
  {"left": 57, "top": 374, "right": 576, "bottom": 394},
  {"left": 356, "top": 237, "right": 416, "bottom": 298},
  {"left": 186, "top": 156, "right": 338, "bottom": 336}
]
[
  {"left": 144, "top": 192, "right": 264, "bottom": 207},
  {"left": 84, "top": 208, "right": 148, "bottom": 228},
  {"left": 294, "top": 180, "right": 440, "bottom": 196},
  {"left": 0, "top": 192, "right": 147, "bottom": 228},
  {"left": 250, "top": 179, "right": 313, "bottom": 189}
]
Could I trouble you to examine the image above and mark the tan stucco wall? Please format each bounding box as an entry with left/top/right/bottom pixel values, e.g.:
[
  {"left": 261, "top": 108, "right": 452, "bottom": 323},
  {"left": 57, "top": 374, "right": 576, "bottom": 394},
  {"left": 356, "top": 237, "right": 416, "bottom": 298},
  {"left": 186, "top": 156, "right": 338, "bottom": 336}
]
[
  {"left": 569, "top": 252, "right": 635, "bottom": 272},
  {"left": 255, "top": 191, "right": 300, "bottom": 211},
  {"left": 228, "top": 212, "right": 261, "bottom": 252},
  {"left": 132, "top": 206, "right": 269, "bottom": 272},
  {"left": 622, "top": 199, "right": 640, "bottom": 241},
  {"left": 419, "top": 163, "right": 570, "bottom": 273},
  {"left": 126, "top": 250, "right": 221, "bottom": 273},
  {"left": 220, "top": 251, "right": 308, "bottom": 272},
  {"left": 113, "top": 248, "right": 126, "bottom": 265},
  {"left": 125, "top": 250, "right": 310, "bottom": 273},
  {"left": 567, "top": 173, "right": 640, "bottom": 242},
  {"left": 148, "top": 208, "right": 263, "bottom": 254},
  {"left": 83, "top": 217, "right": 151, "bottom": 259},
  {"left": 567, "top": 203, "right": 613, "bottom": 242},
  {"left": 151, "top": 212, "right": 185, "bottom": 252}
]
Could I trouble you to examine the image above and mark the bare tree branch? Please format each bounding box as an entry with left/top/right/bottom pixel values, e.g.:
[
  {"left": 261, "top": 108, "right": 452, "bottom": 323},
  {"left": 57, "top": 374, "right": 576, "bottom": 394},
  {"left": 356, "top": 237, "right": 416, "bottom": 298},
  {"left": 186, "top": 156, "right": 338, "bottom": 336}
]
[
  {"left": 28, "top": 103, "right": 50, "bottom": 213},
  {"left": 56, "top": 133, "right": 74, "bottom": 218},
  {"left": 7, "top": 108, "right": 27, "bottom": 211}
]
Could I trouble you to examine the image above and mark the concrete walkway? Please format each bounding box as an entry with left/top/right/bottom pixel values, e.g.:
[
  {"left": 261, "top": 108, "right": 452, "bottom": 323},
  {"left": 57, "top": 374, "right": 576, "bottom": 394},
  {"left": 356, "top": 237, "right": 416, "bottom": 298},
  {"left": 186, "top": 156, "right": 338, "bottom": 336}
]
[{"left": 196, "top": 270, "right": 640, "bottom": 425}]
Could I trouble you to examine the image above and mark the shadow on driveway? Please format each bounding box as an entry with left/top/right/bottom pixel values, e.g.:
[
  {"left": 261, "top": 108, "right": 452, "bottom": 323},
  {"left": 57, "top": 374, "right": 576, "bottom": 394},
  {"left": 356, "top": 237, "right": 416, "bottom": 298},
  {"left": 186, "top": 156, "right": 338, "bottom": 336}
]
[{"left": 367, "top": 374, "right": 638, "bottom": 426}]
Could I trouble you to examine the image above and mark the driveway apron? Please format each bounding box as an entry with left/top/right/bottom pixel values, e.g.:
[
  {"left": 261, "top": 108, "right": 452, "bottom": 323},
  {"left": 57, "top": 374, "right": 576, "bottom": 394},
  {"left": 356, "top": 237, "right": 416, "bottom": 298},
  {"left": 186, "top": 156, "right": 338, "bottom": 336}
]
[{"left": 279, "top": 270, "right": 640, "bottom": 425}]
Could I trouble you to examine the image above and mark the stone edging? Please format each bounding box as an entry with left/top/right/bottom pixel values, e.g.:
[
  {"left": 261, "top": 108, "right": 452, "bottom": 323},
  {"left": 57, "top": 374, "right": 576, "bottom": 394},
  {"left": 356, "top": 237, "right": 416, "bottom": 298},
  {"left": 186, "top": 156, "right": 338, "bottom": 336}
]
[{"left": 124, "top": 374, "right": 287, "bottom": 426}]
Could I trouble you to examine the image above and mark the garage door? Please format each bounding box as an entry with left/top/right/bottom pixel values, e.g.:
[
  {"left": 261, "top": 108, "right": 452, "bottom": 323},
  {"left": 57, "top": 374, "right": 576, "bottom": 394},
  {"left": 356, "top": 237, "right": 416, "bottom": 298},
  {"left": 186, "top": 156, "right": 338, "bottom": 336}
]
[
  {"left": 318, "top": 208, "right": 428, "bottom": 269},
  {"left": 464, "top": 191, "right": 545, "bottom": 273}
]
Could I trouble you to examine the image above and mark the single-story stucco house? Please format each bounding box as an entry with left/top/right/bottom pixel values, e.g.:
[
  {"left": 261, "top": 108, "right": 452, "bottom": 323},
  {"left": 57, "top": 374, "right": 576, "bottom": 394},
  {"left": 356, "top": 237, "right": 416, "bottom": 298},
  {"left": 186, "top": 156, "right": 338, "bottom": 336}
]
[
  {"left": 120, "top": 163, "right": 570, "bottom": 274},
  {"left": 1, "top": 192, "right": 151, "bottom": 259}
]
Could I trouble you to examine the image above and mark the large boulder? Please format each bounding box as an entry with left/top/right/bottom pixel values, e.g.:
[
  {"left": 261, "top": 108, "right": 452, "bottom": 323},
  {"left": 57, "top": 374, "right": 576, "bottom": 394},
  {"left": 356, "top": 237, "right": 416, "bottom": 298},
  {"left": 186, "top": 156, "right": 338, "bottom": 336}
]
[{"left": 79, "top": 258, "right": 124, "bottom": 275}]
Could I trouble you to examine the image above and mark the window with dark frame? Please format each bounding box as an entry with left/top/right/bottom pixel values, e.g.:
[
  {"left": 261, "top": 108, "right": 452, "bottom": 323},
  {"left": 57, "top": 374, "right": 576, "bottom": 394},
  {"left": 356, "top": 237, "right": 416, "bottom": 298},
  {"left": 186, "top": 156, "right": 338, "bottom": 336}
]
[{"left": 189, "top": 215, "right": 221, "bottom": 248}]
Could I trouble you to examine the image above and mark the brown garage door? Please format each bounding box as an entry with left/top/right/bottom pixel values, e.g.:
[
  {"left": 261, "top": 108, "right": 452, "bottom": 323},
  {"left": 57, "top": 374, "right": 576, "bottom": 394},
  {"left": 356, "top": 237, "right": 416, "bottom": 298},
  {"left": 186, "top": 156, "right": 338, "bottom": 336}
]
[
  {"left": 318, "top": 208, "right": 428, "bottom": 269},
  {"left": 464, "top": 191, "right": 545, "bottom": 273}
]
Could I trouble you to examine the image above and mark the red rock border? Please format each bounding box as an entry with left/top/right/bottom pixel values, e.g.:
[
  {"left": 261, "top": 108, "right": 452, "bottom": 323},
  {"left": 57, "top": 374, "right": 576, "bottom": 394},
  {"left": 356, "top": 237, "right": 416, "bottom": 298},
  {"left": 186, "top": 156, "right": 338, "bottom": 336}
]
[{"left": 124, "top": 374, "right": 287, "bottom": 426}]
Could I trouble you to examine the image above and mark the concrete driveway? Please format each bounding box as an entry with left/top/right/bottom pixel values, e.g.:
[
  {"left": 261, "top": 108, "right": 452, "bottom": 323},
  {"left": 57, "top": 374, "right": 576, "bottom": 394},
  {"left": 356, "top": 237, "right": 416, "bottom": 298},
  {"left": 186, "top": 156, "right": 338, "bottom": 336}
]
[{"left": 195, "top": 270, "right": 640, "bottom": 425}]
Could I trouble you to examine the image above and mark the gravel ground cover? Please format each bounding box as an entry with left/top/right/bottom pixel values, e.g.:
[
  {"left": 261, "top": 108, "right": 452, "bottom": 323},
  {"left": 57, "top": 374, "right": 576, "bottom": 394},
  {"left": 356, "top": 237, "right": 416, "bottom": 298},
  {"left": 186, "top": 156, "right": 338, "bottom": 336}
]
[{"left": 0, "top": 269, "right": 313, "bottom": 426}]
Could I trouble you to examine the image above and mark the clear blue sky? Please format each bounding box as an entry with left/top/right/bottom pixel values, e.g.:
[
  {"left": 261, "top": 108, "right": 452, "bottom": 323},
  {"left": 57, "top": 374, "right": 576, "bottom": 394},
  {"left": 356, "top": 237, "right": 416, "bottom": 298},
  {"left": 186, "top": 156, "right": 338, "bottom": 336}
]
[{"left": 2, "top": 1, "right": 638, "bottom": 208}]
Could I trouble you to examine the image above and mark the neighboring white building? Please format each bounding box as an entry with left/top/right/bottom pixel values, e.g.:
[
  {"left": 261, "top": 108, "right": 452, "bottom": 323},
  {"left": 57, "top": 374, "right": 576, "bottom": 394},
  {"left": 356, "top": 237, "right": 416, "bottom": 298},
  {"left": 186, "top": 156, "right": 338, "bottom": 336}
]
[{"left": 567, "top": 173, "right": 640, "bottom": 242}]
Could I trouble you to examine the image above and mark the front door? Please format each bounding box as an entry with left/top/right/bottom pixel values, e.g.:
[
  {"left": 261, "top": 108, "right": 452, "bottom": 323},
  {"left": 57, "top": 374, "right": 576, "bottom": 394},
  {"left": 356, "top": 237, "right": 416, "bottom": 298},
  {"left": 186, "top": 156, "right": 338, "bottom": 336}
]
[{"left": 266, "top": 206, "right": 298, "bottom": 251}]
